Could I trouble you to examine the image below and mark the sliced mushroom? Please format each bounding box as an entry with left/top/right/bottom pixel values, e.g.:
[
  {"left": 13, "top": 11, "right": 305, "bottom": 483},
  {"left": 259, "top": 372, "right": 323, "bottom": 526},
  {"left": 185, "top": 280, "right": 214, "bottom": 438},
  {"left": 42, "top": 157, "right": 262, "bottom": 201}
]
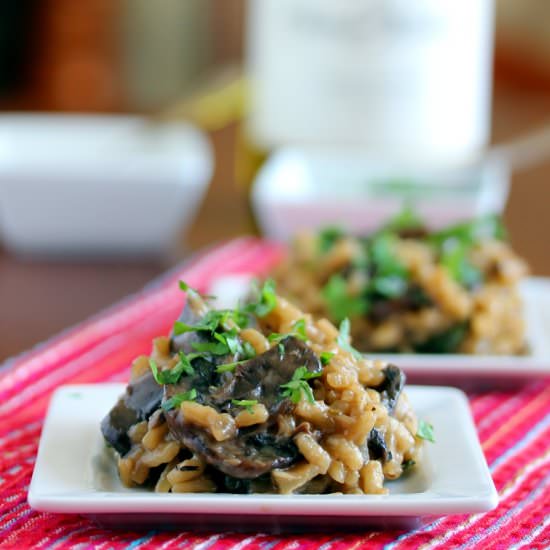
[
  {"left": 164, "top": 336, "right": 322, "bottom": 479},
  {"left": 375, "top": 364, "right": 405, "bottom": 414},
  {"left": 100, "top": 370, "right": 162, "bottom": 455}
]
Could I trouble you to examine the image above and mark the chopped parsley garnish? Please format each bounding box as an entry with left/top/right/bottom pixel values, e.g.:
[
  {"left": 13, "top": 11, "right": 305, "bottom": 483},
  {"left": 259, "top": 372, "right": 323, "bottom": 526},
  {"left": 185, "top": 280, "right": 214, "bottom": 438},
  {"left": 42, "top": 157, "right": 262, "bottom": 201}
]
[
  {"left": 178, "top": 280, "right": 198, "bottom": 294},
  {"left": 370, "top": 233, "right": 408, "bottom": 279},
  {"left": 268, "top": 318, "right": 307, "bottom": 343},
  {"left": 242, "top": 341, "right": 257, "bottom": 359},
  {"left": 414, "top": 323, "right": 467, "bottom": 354},
  {"left": 320, "top": 351, "right": 334, "bottom": 366},
  {"left": 231, "top": 399, "right": 258, "bottom": 413},
  {"left": 293, "top": 319, "right": 307, "bottom": 340},
  {"left": 149, "top": 359, "right": 163, "bottom": 384},
  {"left": 149, "top": 355, "right": 196, "bottom": 385},
  {"left": 178, "top": 280, "right": 216, "bottom": 300},
  {"left": 280, "top": 366, "right": 322, "bottom": 404},
  {"left": 337, "top": 318, "right": 362, "bottom": 359},
  {"left": 194, "top": 330, "right": 257, "bottom": 359},
  {"left": 383, "top": 206, "right": 423, "bottom": 233},
  {"left": 215, "top": 359, "right": 247, "bottom": 373},
  {"left": 175, "top": 352, "right": 196, "bottom": 376},
  {"left": 218, "top": 331, "right": 242, "bottom": 355},
  {"left": 367, "top": 233, "right": 409, "bottom": 301},
  {"left": 417, "top": 420, "right": 435, "bottom": 443},
  {"left": 429, "top": 215, "right": 506, "bottom": 249},
  {"left": 439, "top": 239, "right": 482, "bottom": 289},
  {"left": 402, "top": 459, "right": 416, "bottom": 472},
  {"left": 371, "top": 274, "right": 408, "bottom": 298},
  {"left": 244, "top": 279, "right": 277, "bottom": 317},
  {"left": 191, "top": 340, "right": 230, "bottom": 355},
  {"left": 162, "top": 388, "right": 197, "bottom": 411},
  {"left": 320, "top": 230, "right": 410, "bottom": 323},
  {"left": 318, "top": 226, "right": 345, "bottom": 253},
  {"left": 173, "top": 309, "right": 249, "bottom": 337},
  {"left": 322, "top": 274, "right": 368, "bottom": 323}
]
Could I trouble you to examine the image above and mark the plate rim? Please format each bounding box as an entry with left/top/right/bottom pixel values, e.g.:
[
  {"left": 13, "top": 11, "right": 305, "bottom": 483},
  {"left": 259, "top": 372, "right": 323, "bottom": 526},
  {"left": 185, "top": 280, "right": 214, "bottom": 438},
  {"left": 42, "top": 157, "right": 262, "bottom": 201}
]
[{"left": 28, "top": 383, "right": 498, "bottom": 518}]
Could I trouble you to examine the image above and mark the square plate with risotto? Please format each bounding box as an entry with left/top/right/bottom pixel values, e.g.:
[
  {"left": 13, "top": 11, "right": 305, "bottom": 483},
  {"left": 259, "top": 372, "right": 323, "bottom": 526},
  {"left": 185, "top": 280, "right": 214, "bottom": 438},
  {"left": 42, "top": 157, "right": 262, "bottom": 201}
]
[{"left": 28, "top": 383, "right": 497, "bottom": 530}]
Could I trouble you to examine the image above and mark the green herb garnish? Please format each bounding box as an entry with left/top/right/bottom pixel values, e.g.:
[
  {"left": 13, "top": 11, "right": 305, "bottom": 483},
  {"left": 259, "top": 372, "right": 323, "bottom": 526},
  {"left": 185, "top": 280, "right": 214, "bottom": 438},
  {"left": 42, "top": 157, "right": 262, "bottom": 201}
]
[
  {"left": 178, "top": 280, "right": 216, "bottom": 300},
  {"left": 322, "top": 274, "right": 368, "bottom": 323},
  {"left": 439, "top": 240, "right": 482, "bottom": 288},
  {"left": 280, "top": 366, "right": 322, "bottom": 404},
  {"left": 162, "top": 388, "right": 197, "bottom": 411},
  {"left": 245, "top": 279, "right": 277, "bottom": 318},
  {"left": 242, "top": 341, "right": 257, "bottom": 359},
  {"left": 201, "top": 330, "right": 256, "bottom": 358},
  {"left": 429, "top": 215, "right": 506, "bottom": 248},
  {"left": 173, "top": 308, "right": 249, "bottom": 336},
  {"left": 383, "top": 206, "right": 423, "bottom": 233},
  {"left": 178, "top": 280, "right": 198, "bottom": 294},
  {"left": 191, "top": 340, "right": 230, "bottom": 355},
  {"left": 150, "top": 354, "right": 196, "bottom": 385},
  {"left": 293, "top": 319, "right": 307, "bottom": 340},
  {"left": 268, "top": 318, "right": 308, "bottom": 343},
  {"left": 318, "top": 226, "right": 345, "bottom": 253},
  {"left": 149, "top": 359, "right": 162, "bottom": 384},
  {"left": 231, "top": 399, "right": 258, "bottom": 414},
  {"left": 371, "top": 275, "right": 408, "bottom": 298},
  {"left": 320, "top": 351, "right": 334, "bottom": 366},
  {"left": 215, "top": 360, "right": 247, "bottom": 373},
  {"left": 218, "top": 330, "right": 241, "bottom": 355},
  {"left": 370, "top": 233, "right": 408, "bottom": 279},
  {"left": 414, "top": 323, "right": 467, "bottom": 354},
  {"left": 402, "top": 459, "right": 416, "bottom": 472},
  {"left": 337, "top": 318, "right": 362, "bottom": 359},
  {"left": 417, "top": 420, "right": 435, "bottom": 443}
]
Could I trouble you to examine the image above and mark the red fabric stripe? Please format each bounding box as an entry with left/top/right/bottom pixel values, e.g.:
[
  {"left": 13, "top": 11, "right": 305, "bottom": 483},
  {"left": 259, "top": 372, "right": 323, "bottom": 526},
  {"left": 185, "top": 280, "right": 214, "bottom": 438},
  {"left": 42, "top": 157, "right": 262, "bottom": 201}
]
[
  {"left": 484, "top": 489, "right": 549, "bottom": 550},
  {"left": 439, "top": 459, "right": 550, "bottom": 548},
  {"left": 524, "top": 524, "right": 550, "bottom": 549}
]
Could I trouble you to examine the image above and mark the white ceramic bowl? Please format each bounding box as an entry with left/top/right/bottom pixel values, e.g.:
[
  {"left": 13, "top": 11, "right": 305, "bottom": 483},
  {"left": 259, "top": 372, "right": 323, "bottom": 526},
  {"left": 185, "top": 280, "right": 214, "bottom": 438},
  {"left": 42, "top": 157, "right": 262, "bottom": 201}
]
[
  {"left": 252, "top": 148, "right": 509, "bottom": 241},
  {"left": 0, "top": 114, "right": 213, "bottom": 256}
]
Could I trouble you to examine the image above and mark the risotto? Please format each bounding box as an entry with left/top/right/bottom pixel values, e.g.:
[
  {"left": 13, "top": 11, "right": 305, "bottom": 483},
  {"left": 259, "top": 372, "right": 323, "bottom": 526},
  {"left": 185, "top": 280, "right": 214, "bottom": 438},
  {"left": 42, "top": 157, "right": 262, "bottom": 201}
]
[
  {"left": 101, "top": 280, "right": 427, "bottom": 495},
  {"left": 274, "top": 213, "right": 528, "bottom": 355}
]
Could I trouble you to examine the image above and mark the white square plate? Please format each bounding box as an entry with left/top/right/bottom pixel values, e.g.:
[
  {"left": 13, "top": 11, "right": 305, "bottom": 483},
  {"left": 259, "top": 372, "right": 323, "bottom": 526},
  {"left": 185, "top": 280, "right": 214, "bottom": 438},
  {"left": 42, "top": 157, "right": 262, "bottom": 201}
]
[
  {"left": 208, "top": 276, "right": 550, "bottom": 386},
  {"left": 28, "top": 384, "right": 497, "bottom": 531}
]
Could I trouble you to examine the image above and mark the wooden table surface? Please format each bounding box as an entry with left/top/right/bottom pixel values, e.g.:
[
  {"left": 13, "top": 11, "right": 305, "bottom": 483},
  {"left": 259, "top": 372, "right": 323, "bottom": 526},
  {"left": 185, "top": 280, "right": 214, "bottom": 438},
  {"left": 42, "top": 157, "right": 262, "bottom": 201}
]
[{"left": 1, "top": 83, "right": 549, "bottom": 362}]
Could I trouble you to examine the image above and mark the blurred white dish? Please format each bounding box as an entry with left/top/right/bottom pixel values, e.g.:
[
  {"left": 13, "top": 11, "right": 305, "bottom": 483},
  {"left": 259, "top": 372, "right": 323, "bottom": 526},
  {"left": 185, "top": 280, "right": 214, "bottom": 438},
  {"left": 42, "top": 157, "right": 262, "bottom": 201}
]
[
  {"left": 252, "top": 148, "right": 508, "bottom": 241},
  {"left": 28, "top": 383, "right": 496, "bottom": 531},
  {"left": 0, "top": 114, "right": 212, "bottom": 256}
]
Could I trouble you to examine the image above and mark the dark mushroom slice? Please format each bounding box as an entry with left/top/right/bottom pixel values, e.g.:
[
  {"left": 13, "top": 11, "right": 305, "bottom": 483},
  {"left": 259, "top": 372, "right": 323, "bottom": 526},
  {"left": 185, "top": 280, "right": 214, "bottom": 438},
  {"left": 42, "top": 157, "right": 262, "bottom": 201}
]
[
  {"left": 366, "top": 428, "right": 392, "bottom": 462},
  {"left": 413, "top": 322, "right": 468, "bottom": 354},
  {"left": 164, "top": 336, "right": 322, "bottom": 479},
  {"left": 374, "top": 364, "right": 405, "bottom": 414},
  {"left": 100, "top": 370, "right": 162, "bottom": 455},
  {"left": 369, "top": 286, "right": 432, "bottom": 324}
]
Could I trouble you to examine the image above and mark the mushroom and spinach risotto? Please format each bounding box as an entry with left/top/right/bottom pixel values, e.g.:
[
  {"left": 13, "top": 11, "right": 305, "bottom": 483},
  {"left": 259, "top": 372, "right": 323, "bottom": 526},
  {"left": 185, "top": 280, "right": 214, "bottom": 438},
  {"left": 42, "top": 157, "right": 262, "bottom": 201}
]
[
  {"left": 274, "top": 213, "right": 528, "bottom": 355},
  {"left": 101, "top": 280, "right": 429, "bottom": 495}
]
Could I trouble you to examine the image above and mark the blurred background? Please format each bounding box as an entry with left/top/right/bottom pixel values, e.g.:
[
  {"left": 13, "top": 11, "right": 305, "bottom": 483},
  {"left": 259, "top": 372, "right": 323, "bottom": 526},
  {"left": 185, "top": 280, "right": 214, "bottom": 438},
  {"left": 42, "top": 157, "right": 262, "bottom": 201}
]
[{"left": 0, "top": 0, "right": 549, "bottom": 361}]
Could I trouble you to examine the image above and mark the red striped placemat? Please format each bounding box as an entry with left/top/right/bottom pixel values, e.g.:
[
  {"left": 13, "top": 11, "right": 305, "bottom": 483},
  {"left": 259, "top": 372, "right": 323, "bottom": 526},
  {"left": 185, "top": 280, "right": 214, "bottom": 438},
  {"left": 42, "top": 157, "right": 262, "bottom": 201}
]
[{"left": 1, "top": 237, "right": 548, "bottom": 549}]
